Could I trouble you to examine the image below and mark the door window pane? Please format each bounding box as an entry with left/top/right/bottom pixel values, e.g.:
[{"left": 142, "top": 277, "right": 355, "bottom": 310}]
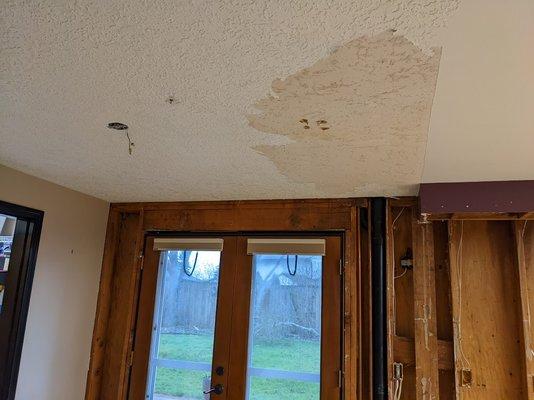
[
  {"left": 147, "top": 250, "right": 221, "bottom": 400},
  {"left": 0, "top": 214, "right": 17, "bottom": 314},
  {"left": 246, "top": 254, "right": 322, "bottom": 400}
]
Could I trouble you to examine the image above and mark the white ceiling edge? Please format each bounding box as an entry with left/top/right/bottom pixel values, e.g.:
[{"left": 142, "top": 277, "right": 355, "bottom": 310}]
[{"left": 422, "top": 0, "right": 534, "bottom": 184}]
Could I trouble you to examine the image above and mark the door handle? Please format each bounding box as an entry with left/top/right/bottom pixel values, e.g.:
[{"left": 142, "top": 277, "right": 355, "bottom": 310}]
[{"left": 203, "top": 383, "right": 224, "bottom": 395}]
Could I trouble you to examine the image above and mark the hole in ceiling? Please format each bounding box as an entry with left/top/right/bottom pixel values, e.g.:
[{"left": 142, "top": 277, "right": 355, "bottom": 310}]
[{"left": 107, "top": 122, "right": 129, "bottom": 130}]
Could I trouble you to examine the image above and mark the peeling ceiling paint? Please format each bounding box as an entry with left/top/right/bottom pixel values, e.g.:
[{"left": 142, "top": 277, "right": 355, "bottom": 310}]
[
  {"left": 249, "top": 31, "right": 442, "bottom": 196},
  {"left": 0, "top": 0, "right": 464, "bottom": 201}
]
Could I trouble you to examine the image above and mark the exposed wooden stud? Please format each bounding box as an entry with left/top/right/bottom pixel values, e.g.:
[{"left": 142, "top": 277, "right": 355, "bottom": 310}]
[
  {"left": 386, "top": 200, "right": 395, "bottom": 396},
  {"left": 360, "top": 206, "right": 373, "bottom": 400},
  {"left": 513, "top": 220, "right": 534, "bottom": 399},
  {"left": 344, "top": 205, "right": 359, "bottom": 400},
  {"left": 386, "top": 199, "right": 405, "bottom": 394},
  {"left": 85, "top": 208, "right": 120, "bottom": 400},
  {"left": 121, "top": 208, "right": 145, "bottom": 396},
  {"left": 412, "top": 210, "right": 439, "bottom": 400}
]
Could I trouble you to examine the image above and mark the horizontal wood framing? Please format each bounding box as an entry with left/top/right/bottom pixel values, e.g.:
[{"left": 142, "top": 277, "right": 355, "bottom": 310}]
[
  {"left": 85, "top": 198, "right": 365, "bottom": 400},
  {"left": 393, "top": 335, "right": 453, "bottom": 370},
  {"left": 427, "top": 212, "right": 534, "bottom": 221}
]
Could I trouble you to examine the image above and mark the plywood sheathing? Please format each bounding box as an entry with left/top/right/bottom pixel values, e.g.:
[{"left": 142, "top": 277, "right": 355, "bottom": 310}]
[
  {"left": 448, "top": 221, "right": 525, "bottom": 399},
  {"left": 248, "top": 31, "right": 442, "bottom": 197},
  {"left": 514, "top": 220, "right": 534, "bottom": 399}
]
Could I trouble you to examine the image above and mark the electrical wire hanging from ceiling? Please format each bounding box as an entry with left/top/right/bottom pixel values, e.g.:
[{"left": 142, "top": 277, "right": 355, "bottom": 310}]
[{"left": 183, "top": 250, "right": 199, "bottom": 276}]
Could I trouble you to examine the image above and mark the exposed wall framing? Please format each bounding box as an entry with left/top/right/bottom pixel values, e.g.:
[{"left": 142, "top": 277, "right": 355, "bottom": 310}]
[
  {"left": 86, "top": 196, "right": 534, "bottom": 400},
  {"left": 85, "top": 199, "right": 367, "bottom": 400},
  {"left": 388, "top": 198, "right": 534, "bottom": 400}
]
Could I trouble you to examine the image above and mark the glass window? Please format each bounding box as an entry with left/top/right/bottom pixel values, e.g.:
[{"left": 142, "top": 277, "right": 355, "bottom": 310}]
[
  {"left": 146, "top": 250, "right": 221, "bottom": 400},
  {"left": 246, "top": 254, "right": 322, "bottom": 400}
]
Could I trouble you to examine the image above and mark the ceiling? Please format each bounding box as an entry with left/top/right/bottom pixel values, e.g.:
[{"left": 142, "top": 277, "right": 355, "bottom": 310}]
[{"left": 1, "top": 0, "right": 532, "bottom": 202}]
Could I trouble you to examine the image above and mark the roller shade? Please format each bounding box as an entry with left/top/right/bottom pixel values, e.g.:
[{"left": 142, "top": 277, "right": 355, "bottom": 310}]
[
  {"left": 153, "top": 238, "right": 223, "bottom": 252},
  {"left": 247, "top": 238, "right": 325, "bottom": 256}
]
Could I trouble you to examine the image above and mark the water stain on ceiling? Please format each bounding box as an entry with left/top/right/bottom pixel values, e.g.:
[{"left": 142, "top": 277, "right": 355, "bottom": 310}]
[
  {"left": 0, "top": 0, "right": 462, "bottom": 201},
  {"left": 248, "top": 31, "right": 442, "bottom": 197}
]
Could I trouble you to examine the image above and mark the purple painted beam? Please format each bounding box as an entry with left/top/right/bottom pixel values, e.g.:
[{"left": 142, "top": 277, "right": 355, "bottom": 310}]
[{"left": 419, "top": 181, "right": 534, "bottom": 214}]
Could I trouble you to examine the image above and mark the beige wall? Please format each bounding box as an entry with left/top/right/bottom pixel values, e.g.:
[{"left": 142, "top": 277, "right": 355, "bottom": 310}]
[{"left": 0, "top": 164, "right": 109, "bottom": 400}]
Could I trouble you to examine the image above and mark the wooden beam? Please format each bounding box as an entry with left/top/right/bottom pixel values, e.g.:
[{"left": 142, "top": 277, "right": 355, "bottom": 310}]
[
  {"left": 343, "top": 205, "right": 359, "bottom": 400},
  {"left": 85, "top": 207, "right": 119, "bottom": 400},
  {"left": 360, "top": 205, "right": 373, "bottom": 400},
  {"left": 412, "top": 211, "right": 440, "bottom": 399},
  {"left": 420, "top": 181, "right": 534, "bottom": 214},
  {"left": 513, "top": 220, "right": 534, "bottom": 399},
  {"left": 393, "top": 335, "right": 454, "bottom": 370},
  {"left": 448, "top": 221, "right": 463, "bottom": 399},
  {"left": 86, "top": 210, "right": 144, "bottom": 400},
  {"left": 428, "top": 212, "right": 534, "bottom": 221},
  {"left": 520, "top": 212, "right": 534, "bottom": 220}
]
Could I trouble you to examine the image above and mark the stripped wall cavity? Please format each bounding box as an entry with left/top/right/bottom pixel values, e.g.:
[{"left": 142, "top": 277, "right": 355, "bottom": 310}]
[{"left": 249, "top": 31, "right": 441, "bottom": 196}]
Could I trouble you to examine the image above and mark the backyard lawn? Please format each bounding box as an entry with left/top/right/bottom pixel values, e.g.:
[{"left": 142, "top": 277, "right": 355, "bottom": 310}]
[{"left": 154, "top": 333, "right": 320, "bottom": 400}]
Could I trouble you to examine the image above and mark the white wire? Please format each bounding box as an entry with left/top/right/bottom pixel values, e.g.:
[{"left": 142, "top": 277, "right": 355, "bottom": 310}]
[
  {"left": 394, "top": 268, "right": 408, "bottom": 279},
  {"left": 392, "top": 375, "right": 403, "bottom": 400},
  {"left": 392, "top": 207, "right": 405, "bottom": 227}
]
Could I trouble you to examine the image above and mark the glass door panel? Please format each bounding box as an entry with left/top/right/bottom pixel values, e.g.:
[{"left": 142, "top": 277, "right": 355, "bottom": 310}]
[
  {"left": 246, "top": 254, "right": 322, "bottom": 400},
  {"left": 129, "top": 235, "right": 341, "bottom": 400},
  {"left": 147, "top": 249, "right": 221, "bottom": 400},
  {"left": 129, "top": 236, "right": 237, "bottom": 400}
]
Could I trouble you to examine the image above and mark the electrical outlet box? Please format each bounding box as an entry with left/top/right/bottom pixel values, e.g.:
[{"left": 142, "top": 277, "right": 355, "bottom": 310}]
[{"left": 460, "top": 369, "right": 472, "bottom": 387}]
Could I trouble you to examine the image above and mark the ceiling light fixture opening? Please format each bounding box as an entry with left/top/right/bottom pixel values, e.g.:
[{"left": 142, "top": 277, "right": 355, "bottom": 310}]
[
  {"left": 107, "top": 122, "right": 129, "bottom": 130},
  {"left": 107, "top": 122, "right": 134, "bottom": 155}
]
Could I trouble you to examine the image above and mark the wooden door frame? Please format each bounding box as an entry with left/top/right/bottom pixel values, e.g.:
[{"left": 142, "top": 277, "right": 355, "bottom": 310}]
[
  {"left": 0, "top": 200, "right": 44, "bottom": 400},
  {"left": 85, "top": 198, "right": 366, "bottom": 400}
]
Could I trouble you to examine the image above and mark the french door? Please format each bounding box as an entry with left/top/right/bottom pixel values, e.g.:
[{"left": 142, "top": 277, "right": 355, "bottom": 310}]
[{"left": 129, "top": 235, "right": 342, "bottom": 400}]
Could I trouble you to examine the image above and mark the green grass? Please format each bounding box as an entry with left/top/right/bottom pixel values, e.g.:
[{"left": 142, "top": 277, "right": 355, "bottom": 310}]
[{"left": 154, "top": 333, "right": 320, "bottom": 399}]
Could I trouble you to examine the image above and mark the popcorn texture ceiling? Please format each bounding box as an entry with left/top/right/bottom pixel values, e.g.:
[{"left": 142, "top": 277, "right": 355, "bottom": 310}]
[{"left": 1, "top": 0, "right": 532, "bottom": 202}]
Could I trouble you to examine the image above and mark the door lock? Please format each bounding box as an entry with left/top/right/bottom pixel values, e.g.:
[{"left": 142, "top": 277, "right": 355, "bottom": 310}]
[{"left": 203, "top": 384, "right": 224, "bottom": 395}]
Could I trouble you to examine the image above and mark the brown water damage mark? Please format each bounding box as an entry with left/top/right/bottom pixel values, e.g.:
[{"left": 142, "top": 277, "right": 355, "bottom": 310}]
[{"left": 247, "top": 31, "right": 442, "bottom": 196}]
